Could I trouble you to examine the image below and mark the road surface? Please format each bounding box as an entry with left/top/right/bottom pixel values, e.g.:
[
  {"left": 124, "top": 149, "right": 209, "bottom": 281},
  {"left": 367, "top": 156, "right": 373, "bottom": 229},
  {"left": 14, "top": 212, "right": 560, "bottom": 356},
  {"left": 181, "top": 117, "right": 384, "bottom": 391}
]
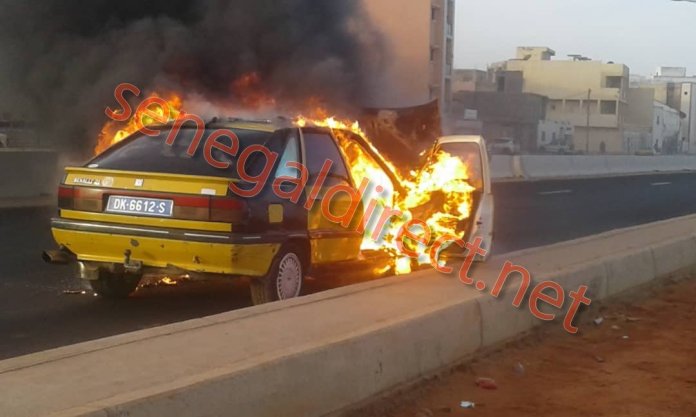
[{"left": 2, "top": 172, "right": 695, "bottom": 359}]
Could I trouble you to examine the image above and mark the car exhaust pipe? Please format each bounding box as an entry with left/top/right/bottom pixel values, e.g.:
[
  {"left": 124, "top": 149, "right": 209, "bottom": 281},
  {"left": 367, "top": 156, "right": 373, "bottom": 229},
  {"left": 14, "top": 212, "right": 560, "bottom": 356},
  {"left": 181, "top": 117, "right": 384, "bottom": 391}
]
[{"left": 42, "top": 246, "right": 76, "bottom": 265}]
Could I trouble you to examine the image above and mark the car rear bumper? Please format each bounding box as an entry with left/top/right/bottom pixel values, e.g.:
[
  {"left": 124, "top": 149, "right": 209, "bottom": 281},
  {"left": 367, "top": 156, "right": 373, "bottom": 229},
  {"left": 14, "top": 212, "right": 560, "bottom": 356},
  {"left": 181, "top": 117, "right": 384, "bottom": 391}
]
[{"left": 51, "top": 218, "right": 281, "bottom": 277}]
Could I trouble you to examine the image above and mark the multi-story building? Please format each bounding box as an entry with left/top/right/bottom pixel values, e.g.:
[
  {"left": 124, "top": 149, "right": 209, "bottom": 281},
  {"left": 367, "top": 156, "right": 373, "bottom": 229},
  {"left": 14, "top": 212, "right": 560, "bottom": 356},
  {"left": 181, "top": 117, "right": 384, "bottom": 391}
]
[
  {"left": 361, "top": 0, "right": 455, "bottom": 112},
  {"left": 497, "top": 47, "right": 630, "bottom": 153},
  {"left": 451, "top": 90, "right": 549, "bottom": 151},
  {"left": 624, "top": 87, "right": 683, "bottom": 154},
  {"left": 635, "top": 67, "right": 696, "bottom": 153}
]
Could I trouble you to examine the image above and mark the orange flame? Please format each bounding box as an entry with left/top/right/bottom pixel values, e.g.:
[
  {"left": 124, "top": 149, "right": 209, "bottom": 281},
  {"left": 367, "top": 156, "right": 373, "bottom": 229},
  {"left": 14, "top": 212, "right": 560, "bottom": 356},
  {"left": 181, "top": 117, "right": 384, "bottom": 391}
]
[
  {"left": 93, "top": 84, "right": 475, "bottom": 277},
  {"left": 294, "top": 114, "right": 476, "bottom": 274},
  {"left": 231, "top": 72, "right": 277, "bottom": 110},
  {"left": 95, "top": 92, "right": 182, "bottom": 155}
]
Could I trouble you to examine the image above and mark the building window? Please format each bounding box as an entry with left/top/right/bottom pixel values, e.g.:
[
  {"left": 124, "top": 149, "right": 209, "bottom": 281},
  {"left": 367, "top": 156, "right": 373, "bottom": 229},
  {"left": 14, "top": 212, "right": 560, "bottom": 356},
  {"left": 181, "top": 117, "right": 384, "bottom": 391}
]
[
  {"left": 430, "top": 48, "right": 436, "bottom": 62},
  {"left": 605, "top": 76, "right": 622, "bottom": 88},
  {"left": 600, "top": 100, "right": 617, "bottom": 115},
  {"left": 431, "top": 7, "right": 437, "bottom": 20}
]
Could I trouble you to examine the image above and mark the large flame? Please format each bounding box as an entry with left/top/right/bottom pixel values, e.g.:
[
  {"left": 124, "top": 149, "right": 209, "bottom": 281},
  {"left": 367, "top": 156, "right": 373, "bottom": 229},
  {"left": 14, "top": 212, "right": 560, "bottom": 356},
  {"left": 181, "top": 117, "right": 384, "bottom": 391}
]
[
  {"left": 95, "top": 92, "right": 182, "bottom": 154},
  {"left": 93, "top": 85, "right": 475, "bottom": 277},
  {"left": 295, "top": 114, "right": 476, "bottom": 275}
]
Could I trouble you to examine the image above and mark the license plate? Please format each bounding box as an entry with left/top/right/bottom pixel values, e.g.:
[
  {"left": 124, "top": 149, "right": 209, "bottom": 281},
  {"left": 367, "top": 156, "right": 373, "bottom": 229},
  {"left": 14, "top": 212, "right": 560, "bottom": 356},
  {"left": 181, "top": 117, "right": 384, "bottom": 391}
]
[{"left": 106, "top": 196, "right": 174, "bottom": 218}]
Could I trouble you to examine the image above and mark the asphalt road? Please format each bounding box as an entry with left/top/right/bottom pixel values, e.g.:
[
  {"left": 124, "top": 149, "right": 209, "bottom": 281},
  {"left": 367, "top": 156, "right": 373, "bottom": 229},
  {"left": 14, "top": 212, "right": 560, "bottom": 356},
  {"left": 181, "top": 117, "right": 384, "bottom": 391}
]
[{"left": 2, "top": 172, "right": 696, "bottom": 359}]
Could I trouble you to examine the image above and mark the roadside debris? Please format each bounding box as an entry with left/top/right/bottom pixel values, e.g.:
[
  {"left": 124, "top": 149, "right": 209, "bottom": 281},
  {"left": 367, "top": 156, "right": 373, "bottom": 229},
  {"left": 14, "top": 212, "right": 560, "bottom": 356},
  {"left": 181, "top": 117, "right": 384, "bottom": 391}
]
[
  {"left": 606, "top": 313, "right": 643, "bottom": 323},
  {"left": 415, "top": 407, "right": 434, "bottom": 417},
  {"left": 475, "top": 377, "right": 498, "bottom": 390},
  {"left": 62, "top": 290, "right": 88, "bottom": 295},
  {"left": 460, "top": 401, "right": 476, "bottom": 409},
  {"left": 514, "top": 362, "right": 525, "bottom": 376},
  {"left": 594, "top": 355, "right": 606, "bottom": 363},
  {"left": 622, "top": 336, "right": 630, "bottom": 340},
  {"left": 611, "top": 325, "right": 621, "bottom": 331},
  {"left": 593, "top": 316, "right": 605, "bottom": 326}
]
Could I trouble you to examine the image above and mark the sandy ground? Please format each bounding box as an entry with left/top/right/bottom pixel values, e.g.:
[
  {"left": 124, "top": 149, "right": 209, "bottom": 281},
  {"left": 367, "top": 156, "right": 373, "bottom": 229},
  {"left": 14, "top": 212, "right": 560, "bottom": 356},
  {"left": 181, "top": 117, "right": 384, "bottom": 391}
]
[{"left": 351, "top": 276, "right": 696, "bottom": 417}]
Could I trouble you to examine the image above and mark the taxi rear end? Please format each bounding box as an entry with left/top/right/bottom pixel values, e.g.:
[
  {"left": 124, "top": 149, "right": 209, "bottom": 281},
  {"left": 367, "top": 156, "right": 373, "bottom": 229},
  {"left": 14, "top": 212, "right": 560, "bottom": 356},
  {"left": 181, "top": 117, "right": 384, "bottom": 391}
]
[{"left": 45, "top": 122, "right": 283, "bottom": 298}]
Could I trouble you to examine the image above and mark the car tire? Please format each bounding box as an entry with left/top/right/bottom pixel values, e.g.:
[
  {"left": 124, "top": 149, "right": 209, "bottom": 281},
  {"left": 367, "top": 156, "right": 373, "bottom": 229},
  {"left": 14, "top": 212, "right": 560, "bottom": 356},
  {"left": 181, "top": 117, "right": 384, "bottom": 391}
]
[
  {"left": 250, "top": 245, "right": 305, "bottom": 305},
  {"left": 90, "top": 270, "right": 142, "bottom": 299}
]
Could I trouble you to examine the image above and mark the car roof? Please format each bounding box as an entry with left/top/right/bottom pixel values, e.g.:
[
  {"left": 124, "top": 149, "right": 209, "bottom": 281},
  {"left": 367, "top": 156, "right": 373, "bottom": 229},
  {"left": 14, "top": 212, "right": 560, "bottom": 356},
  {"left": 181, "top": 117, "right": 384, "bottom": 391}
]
[
  {"left": 205, "top": 117, "right": 290, "bottom": 133},
  {"left": 437, "top": 135, "right": 485, "bottom": 146}
]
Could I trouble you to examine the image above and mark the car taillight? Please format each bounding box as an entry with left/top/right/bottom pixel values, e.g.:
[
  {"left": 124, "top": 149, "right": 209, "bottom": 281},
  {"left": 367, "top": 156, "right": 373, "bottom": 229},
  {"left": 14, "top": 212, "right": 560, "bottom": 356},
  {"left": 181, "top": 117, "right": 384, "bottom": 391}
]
[
  {"left": 209, "top": 197, "right": 248, "bottom": 223},
  {"left": 58, "top": 185, "right": 74, "bottom": 209}
]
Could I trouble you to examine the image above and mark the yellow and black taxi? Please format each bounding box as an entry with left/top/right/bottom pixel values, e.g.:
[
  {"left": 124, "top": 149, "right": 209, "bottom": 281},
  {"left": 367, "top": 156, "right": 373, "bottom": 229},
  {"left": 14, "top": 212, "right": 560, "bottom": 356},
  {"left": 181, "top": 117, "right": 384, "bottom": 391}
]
[{"left": 44, "top": 118, "right": 402, "bottom": 304}]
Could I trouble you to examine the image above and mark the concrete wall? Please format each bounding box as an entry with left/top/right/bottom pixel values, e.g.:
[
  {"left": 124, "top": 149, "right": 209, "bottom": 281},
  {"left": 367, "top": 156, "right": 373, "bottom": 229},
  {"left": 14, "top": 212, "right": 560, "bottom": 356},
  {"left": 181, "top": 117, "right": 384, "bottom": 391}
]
[
  {"left": 574, "top": 126, "right": 624, "bottom": 154},
  {"left": 4, "top": 214, "right": 696, "bottom": 417},
  {"left": 0, "top": 149, "right": 58, "bottom": 199},
  {"left": 491, "top": 154, "right": 696, "bottom": 180}
]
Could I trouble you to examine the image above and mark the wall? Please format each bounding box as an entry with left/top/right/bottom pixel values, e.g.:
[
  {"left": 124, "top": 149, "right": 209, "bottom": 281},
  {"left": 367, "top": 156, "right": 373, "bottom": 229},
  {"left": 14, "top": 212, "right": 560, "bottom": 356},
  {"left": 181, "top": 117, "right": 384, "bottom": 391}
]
[
  {"left": 654, "top": 102, "right": 682, "bottom": 153},
  {"left": 623, "top": 87, "right": 656, "bottom": 153},
  {"left": 451, "top": 91, "right": 547, "bottom": 151},
  {"left": 575, "top": 126, "right": 623, "bottom": 153},
  {"left": 0, "top": 150, "right": 58, "bottom": 199},
  {"left": 491, "top": 154, "right": 696, "bottom": 180},
  {"left": 537, "top": 120, "right": 574, "bottom": 151}
]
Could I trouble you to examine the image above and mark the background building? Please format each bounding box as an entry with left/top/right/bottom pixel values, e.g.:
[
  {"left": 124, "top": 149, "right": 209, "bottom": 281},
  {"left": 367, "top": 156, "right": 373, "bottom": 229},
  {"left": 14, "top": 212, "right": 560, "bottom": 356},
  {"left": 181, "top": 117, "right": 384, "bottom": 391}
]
[
  {"left": 451, "top": 90, "right": 548, "bottom": 151},
  {"left": 496, "top": 47, "right": 629, "bottom": 153},
  {"left": 624, "top": 87, "right": 683, "bottom": 154},
  {"left": 362, "top": 0, "right": 455, "bottom": 112},
  {"left": 634, "top": 67, "right": 696, "bottom": 153}
]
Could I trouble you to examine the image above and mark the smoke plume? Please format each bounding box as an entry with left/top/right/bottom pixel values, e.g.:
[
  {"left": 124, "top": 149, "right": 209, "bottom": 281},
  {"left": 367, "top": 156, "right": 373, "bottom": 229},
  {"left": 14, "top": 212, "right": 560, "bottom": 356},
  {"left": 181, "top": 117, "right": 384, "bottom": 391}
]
[{"left": 0, "top": 0, "right": 384, "bottom": 154}]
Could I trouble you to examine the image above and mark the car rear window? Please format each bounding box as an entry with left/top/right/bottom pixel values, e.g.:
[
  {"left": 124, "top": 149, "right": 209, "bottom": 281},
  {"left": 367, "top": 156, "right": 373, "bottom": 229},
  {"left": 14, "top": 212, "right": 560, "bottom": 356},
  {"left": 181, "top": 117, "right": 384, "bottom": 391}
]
[
  {"left": 87, "top": 127, "right": 279, "bottom": 178},
  {"left": 437, "top": 142, "right": 484, "bottom": 190}
]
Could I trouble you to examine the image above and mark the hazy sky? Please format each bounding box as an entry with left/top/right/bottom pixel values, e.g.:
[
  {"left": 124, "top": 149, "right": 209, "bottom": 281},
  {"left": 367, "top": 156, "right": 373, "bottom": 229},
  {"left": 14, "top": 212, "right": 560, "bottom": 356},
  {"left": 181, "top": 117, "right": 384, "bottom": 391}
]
[{"left": 454, "top": 0, "right": 696, "bottom": 77}]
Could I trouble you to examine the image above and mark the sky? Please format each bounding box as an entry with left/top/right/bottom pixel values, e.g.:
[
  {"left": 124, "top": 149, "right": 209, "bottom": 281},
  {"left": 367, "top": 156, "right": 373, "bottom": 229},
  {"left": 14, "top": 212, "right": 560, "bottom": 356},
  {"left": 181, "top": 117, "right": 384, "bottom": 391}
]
[{"left": 454, "top": 0, "right": 696, "bottom": 77}]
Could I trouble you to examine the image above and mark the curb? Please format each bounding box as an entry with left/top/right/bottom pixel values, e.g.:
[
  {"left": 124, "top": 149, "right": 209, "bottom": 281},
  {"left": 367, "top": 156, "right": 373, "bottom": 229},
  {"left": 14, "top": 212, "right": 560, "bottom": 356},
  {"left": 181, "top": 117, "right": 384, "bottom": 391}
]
[{"left": 2, "top": 215, "right": 696, "bottom": 417}]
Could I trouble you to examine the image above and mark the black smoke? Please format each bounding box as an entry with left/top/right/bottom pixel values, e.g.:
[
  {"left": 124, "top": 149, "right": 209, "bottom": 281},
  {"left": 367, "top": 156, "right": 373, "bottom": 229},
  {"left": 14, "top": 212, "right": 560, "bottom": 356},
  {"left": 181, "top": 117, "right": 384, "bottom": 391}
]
[{"left": 0, "top": 0, "right": 384, "bottom": 154}]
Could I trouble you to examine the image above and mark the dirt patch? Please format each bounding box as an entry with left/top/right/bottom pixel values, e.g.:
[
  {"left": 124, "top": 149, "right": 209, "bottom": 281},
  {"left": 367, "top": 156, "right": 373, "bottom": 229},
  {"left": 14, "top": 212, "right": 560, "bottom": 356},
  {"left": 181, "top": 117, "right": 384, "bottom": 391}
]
[{"left": 351, "top": 277, "right": 696, "bottom": 417}]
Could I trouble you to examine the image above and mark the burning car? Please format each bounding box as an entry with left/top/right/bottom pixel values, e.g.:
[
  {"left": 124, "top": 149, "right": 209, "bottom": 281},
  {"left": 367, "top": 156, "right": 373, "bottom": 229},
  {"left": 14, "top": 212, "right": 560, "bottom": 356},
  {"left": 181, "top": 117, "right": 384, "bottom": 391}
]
[
  {"left": 43, "top": 117, "right": 406, "bottom": 304},
  {"left": 431, "top": 135, "right": 494, "bottom": 259}
]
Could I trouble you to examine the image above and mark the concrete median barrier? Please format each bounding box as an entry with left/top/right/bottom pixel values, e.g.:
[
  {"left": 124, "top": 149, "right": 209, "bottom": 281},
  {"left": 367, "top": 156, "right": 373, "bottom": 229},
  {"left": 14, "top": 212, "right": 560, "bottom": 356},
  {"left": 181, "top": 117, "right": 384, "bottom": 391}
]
[
  {"left": 2, "top": 214, "right": 696, "bottom": 417},
  {"left": 0, "top": 149, "right": 58, "bottom": 200},
  {"left": 492, "top": 154, "right": 696, "bottom": 181},
  {"left": 490, "top": 155, "right": 515, "bottom": 179}
]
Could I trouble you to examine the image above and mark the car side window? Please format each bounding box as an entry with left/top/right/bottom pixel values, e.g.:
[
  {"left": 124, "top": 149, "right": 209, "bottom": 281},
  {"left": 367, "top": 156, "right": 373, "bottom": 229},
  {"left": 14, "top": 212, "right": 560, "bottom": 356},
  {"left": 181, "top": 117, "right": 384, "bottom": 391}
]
[
  {"left": 302, "top": 131, "right": 351, "bottom": 186},
  {"left": 275, "top": 131, "right": 301, "bottom": 179}
]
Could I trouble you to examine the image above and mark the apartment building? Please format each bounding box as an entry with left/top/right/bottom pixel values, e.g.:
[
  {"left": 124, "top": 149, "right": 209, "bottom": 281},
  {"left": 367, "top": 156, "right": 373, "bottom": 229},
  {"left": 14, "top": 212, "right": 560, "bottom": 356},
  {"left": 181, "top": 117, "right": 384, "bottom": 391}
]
[
  {"left": 635, "top": 67, "right": 696, "bottom": 153},
  {"left": 498, "top": 47, "right": 630, "bottom": 153},
  {"left": 361, "top": 0, "right": 455, "bottom": 112},
  {"left": 624, "top": 87, "right": 682, "bottom": 154}
]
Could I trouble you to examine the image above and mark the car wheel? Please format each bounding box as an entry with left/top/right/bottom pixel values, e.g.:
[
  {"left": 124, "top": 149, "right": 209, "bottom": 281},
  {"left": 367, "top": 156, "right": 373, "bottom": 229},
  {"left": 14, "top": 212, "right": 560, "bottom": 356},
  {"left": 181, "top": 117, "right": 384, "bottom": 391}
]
[
  {"left": 90, "top": 270, "right": 142, "bottom": 299},
  {"left": 250, "top": 245, "right": 305, "bottom": 305}
]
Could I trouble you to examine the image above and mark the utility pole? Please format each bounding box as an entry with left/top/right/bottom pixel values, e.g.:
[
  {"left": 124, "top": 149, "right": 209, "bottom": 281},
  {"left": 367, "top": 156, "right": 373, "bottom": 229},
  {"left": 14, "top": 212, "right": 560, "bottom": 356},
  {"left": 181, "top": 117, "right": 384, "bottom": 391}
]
[{"left": 585, "top": 89, "right": 592, "bottom": 153}]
